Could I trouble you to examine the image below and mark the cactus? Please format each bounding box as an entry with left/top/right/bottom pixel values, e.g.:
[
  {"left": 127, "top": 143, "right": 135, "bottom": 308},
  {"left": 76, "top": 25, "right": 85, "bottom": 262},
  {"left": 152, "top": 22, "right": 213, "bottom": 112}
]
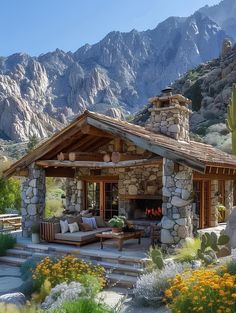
[
  {"left": 149, "top": 248, "right": 164, "bottom": 270},
  {"left": 197, "top": 232, "right": 230, "bottom": 265},
  {"left": 226, "top": 83, "right": 236, "bottom": 154}
]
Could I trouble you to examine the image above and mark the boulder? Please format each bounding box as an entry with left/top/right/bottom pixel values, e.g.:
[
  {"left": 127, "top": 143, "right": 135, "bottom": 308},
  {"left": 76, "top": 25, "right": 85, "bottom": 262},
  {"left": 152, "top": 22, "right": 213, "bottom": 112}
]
[
  {"left": 0, "top": 293, "right": 26, "bottom": 307},
  {"left": 225, "top": 207, "right": 236, "bottom": 248}
]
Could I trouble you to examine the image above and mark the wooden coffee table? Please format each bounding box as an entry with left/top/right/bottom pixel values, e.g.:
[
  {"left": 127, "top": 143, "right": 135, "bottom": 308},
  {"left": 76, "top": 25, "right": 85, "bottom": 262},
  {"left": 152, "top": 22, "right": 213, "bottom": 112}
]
[{"left": 96, "top": 230, "right": 143, "bottom": 251}]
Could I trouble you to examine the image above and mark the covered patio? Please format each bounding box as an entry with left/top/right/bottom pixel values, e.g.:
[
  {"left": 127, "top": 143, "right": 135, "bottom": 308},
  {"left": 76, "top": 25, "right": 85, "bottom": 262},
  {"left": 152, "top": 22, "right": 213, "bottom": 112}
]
[{"left": 3, "top": 90, "right": 236, "bottom": 247}]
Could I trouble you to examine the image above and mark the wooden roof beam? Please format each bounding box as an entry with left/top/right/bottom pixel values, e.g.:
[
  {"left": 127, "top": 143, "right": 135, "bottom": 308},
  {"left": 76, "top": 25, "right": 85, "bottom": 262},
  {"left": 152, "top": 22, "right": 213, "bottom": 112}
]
[
  {"left": 81, "top": 125, "right": 113, "bottom": 138},
  {"left": 36, "top": 158, "right": 162, "bottom": 169},
  {"left": 86, "top": 116, "right": 206, "bottom": 173}
]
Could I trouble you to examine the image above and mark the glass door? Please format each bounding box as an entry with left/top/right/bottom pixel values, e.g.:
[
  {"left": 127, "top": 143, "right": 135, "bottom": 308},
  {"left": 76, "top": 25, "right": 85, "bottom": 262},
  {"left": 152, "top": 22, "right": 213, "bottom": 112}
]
[
  {"left": 193, "top": 180, "right": 211, "bottom": 229},
  {"left": 104, "top": 182, "right": 119, "bottom": 220},
  {"left": 85, "top": 181, "right": 118, "bottom": 219}
]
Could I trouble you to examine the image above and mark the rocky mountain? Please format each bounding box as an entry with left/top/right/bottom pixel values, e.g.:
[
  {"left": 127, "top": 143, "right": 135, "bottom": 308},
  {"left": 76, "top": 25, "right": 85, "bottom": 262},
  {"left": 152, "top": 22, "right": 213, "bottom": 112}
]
[
  {"left": 199, "top": 0, "right": 236, "bottom": 40},
  {"left": 135, "top": 39, "right": 236, "bottom": 153},
  {"left": 0, "top": 10, "right": 226, "bottom": 142}
]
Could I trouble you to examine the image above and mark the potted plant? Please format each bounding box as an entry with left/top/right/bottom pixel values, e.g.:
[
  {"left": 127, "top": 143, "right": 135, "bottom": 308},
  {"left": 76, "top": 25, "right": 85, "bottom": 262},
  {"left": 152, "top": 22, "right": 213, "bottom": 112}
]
[
  {"left": 31, "top": 222, "right": 40, "bottom": 244},
  {"left": 108, "top": 216, "right": 126, "bottom": 233},
  {"left": 216, "top": 203, "right": 226, "bottom": 223}
]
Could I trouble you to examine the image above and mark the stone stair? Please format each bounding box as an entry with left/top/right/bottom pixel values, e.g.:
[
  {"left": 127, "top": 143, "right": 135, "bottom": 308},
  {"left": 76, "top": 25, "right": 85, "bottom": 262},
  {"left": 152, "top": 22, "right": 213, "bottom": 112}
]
[{"left": 0, "top": 243, "right": 146, "bottom": 288}]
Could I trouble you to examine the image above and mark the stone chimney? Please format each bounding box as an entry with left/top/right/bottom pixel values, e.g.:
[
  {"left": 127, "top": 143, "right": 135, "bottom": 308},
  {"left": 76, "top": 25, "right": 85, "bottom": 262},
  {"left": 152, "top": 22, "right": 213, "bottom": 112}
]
[{"left": 146, "top": 87, "right": 192, "bottom": 142}]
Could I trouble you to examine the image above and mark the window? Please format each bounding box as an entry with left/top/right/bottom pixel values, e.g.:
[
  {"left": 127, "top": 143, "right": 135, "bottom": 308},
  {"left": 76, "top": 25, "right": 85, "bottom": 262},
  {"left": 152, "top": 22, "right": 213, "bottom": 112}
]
[{"left": 86, "top": 182, "right": 100, "bottom": 216}]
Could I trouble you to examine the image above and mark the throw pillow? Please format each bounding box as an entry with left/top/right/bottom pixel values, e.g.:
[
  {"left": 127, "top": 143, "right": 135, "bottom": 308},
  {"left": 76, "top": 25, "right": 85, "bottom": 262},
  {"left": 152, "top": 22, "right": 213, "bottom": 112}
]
[
  {"left": 82, "top": 217, "right": 97, "bottom": 229},
  {"left": 68, "top": 222, "right": 79, "bottom": 233},
  {"left": 79, "top": 223, "right": 93, "bottom": 232},
  {"left": 95, "top": 216, "right": 107, "bottom": 228},
  {"left": 60, "top": 220, "right": 69, "bottom": 234}
]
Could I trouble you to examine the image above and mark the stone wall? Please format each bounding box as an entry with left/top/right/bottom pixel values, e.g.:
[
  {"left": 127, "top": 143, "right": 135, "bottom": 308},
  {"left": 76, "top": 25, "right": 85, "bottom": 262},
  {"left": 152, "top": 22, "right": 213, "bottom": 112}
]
[
  {"left": 225, "top": 180, "right": 234, "bottom": 219},
  {"left": 65, "top": 178, "right": 84, "bottom": 212},
  {"left": 147, "top": 106, "right": 190, "bottom": 142},
  {"left": 161, "top": 158, "right": 193, "bottom": 246},
  {"left": 21, "top": 163, "right": 45, "bottom": 237}
]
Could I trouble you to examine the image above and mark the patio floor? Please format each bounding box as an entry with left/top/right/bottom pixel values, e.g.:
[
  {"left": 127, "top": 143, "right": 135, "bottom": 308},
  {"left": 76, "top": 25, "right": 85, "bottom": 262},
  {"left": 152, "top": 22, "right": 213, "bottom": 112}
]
[{"left": 14, "top": 230, "right": 150, "bottom": 260}]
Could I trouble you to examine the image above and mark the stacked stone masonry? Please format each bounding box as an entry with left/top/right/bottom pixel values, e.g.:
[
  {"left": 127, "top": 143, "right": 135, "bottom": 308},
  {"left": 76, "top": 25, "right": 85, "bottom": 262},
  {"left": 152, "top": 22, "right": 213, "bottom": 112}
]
[
  {"left": 161, "top": 158, "right": 193, "bottom": 246},
  {"left": 21, "top": 163, "right": 45, "bottom": 237}
]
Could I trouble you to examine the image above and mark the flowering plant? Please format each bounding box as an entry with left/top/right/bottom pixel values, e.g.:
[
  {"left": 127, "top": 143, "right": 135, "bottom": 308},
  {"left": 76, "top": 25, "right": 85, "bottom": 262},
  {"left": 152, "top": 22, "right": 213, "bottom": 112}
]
[
  {"left": 32, "top": 255, "right": 106, "bottom": 289},
  {"left": 165, "top": 267, "right": 236, "bottom": 313}
]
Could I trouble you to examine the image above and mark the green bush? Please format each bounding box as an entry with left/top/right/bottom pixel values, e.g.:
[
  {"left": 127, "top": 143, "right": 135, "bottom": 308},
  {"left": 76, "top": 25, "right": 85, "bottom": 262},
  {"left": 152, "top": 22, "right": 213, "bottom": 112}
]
[
  {"left": 78, "top": 274, "right": 102, "bottom": 297},
  {"left": 174, "top": 237, "right": 201, "bottom": 263},
  {"left": 225, "top": 259, "right": 236, "bottom": 275},
  {"left": 50, "top": 298, "right": 115, "bottom": 313},
  {"left": 45, "top": 198, "right": 63, "bottom": 217},
  {"left": 0, "top": 177, "right": 21, "bottom": 213},
  {"left": 0, "top": 233, "right": 16, "bottom": 255}
]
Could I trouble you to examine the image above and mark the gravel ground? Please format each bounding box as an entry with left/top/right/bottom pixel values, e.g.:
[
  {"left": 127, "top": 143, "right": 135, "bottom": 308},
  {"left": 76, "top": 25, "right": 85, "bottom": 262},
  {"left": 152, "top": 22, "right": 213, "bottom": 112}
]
[{"left": 100, "top": 288, "right": 170, "bottom": 313}]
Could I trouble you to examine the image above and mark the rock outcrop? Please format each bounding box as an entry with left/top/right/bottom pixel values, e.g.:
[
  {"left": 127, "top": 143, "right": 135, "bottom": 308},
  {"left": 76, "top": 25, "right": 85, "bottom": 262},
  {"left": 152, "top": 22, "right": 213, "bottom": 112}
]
[{"left": 0, "top": 10, "right": 227, "bottom": 142}]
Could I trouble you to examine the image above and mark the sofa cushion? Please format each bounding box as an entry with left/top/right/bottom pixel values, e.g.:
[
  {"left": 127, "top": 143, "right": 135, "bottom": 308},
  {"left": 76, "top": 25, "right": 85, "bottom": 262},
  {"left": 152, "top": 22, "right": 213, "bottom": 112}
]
[
  {"left": 60, "top": 220, "right": 69, "bottom": 234},
  {"left": 54, "top": 227, "right": 111, "bottom": 242},
  {"left": 67, "top": 215, "right": 82, "bottom": 224},
  {"left": 82, "top": 217, "right": 97, "bottom": 229},
  {"left": 79, "top": 222, "right": 93, "bottom": 232},
  {"left": 68, "top": 222, "right": 79, "bottom": 233}
]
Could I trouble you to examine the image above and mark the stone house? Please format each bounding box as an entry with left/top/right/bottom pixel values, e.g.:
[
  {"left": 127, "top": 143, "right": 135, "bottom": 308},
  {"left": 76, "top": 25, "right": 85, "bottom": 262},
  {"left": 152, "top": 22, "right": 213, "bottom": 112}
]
[{"left": 4, "top": 89, "right": 236, "bottom": 245}]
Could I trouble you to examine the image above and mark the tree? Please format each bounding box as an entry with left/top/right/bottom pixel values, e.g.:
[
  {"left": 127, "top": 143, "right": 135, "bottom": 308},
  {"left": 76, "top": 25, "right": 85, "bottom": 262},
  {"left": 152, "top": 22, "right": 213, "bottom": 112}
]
[
  {"left": 0, "top": 177, "right": 21, "bottom": 213},
  {"left": 27, "top": 134, "right": 39, "bottom": 152}
]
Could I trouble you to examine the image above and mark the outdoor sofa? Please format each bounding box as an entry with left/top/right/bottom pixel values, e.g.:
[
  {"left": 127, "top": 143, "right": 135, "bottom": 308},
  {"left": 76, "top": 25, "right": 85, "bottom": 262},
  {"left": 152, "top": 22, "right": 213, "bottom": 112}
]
[{"left": 40, "top": 214, "right": 111, "bottom": 246}]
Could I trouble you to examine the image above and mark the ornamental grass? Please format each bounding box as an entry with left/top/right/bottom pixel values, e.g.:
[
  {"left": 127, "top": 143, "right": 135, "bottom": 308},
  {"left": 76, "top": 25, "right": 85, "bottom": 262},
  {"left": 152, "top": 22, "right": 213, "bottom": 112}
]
[
  {"left": 165, "top": 267, "right": 236, "bottom": 313},
  {"left": 32, "top": 255, "right": 106, "bottom": 289}
]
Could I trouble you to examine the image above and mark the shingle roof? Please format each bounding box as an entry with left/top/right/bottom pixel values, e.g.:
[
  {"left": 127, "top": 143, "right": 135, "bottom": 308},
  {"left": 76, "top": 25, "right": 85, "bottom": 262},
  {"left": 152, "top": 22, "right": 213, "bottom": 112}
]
[{"left": 4, "top": 110, "right": 236, "bottom": 177}]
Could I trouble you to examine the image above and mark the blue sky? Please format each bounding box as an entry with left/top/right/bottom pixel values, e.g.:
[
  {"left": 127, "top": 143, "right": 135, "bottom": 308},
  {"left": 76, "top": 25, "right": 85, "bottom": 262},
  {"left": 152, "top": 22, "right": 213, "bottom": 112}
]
[{"left": 0, "top": 0, "right": 220, "bottom": 56}]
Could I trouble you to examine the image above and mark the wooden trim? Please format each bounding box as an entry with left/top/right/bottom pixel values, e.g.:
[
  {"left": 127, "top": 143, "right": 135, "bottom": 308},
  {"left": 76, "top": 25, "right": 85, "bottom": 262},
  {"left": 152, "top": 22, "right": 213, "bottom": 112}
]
[
  {"left": 193, "top": 172, "right": 236, "bottom": 180},
  {"left": 45, "top": 167, "right": 75, "bottom": 177},
  {"left": 119, "top": 195, "right": 162, "bottom": 200},
  {"left": 82, "top": 176, "right": 119, "bottom": 181}
]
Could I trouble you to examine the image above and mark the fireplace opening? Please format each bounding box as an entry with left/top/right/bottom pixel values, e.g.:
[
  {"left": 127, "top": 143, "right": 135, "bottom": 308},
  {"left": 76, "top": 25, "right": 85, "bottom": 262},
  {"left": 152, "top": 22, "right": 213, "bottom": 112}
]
[{"left": 127, "top": 198, "right": 162, "bottom": 220}]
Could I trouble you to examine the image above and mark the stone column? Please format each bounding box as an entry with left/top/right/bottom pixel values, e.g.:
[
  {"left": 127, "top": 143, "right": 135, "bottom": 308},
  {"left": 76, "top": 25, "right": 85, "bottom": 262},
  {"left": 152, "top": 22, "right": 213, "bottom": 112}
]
[
  {"left": 21, "top": 163, "right": 45, "bottom": 237},
  {"left": 210, "top": 180, "right": 218, "bottom": 227},
  {"left": 161, "top": 158, "right": 193, "bottom": 246},
  {"left": 225, "top": 180, "right": 234, "bottom": 219},
  {"left": 65, "top": 178, "right": 84, "bottom": 212}
]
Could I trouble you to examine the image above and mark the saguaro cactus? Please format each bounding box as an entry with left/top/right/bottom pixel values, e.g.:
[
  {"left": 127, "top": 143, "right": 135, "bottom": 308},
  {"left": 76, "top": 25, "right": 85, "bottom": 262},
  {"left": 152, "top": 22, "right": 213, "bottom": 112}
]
[{"left": 226, "top": 83, "right": 236, "bottom": 154}]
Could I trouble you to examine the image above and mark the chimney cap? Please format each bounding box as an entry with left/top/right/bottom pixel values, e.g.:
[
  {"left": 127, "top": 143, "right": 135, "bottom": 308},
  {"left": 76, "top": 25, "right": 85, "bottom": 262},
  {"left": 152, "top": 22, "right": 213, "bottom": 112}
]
[{"left": 161, "top": 86, "right": 173, "bottom": 94}]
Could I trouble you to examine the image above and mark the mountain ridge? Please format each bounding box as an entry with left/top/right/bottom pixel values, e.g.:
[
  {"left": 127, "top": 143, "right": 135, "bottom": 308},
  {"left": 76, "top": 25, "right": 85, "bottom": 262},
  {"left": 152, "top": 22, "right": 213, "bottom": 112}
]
[{"left": 0, "top": 1, "right": 234, "bottom": 142}]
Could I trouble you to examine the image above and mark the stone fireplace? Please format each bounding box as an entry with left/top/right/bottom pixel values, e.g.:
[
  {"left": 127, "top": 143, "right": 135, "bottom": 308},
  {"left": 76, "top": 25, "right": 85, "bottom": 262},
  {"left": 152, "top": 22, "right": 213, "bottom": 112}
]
[{"left": 125, "top": 198, "right": 162, "bottom": 220}]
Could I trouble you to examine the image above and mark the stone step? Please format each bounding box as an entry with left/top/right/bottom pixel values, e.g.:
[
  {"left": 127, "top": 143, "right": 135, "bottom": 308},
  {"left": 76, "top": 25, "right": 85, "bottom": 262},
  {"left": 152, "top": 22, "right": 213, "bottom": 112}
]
[
  {"left": 16, "top": 243, "right": 146, "bottom": 267},
  {"left": 106, "top": 273, "right": 137, "bottom": 288},
  {"left": 7, "top": 248, "right": 32, "bottom": 259},
  {"left": 0, "top": 256, "right": 25, "bottom": 266},
  {"left": 91, "top": 260, "right": 143, "bottom": 276}
]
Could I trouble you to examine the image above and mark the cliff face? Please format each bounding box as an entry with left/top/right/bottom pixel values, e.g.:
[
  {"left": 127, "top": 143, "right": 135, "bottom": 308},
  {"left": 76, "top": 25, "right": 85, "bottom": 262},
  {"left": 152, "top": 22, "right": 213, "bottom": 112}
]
[
  {"left": 0, "top": 11, "right": 226, "bottom": 142},
  {"left": 135, "top": 41, "right": 236, "bottom": 153}
]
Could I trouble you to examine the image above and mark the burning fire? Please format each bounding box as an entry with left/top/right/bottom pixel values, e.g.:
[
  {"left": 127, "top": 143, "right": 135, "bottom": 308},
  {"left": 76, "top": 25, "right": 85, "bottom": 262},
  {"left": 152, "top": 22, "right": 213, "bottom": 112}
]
[{"left": 145, "top": 207, "right": 162, "bottom": 218}]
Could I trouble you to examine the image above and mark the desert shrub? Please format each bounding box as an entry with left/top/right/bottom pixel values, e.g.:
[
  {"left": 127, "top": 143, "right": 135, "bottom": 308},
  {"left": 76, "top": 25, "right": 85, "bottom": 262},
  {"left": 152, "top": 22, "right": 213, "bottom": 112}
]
[
  {"left": 20, "top": 255, "right": 45, "bottom": 294},
  {"left": 165, "top": 268, "right": 236, "bottom": 313},
  {"left": 174, "top": 237, "right": 201, "bottom": 263},
  {"left": 50, "top": 298, "right": 114, "bottom": 313},
  {"left": 0, "top": 233, "right": 16, "bottom": 255},
  {"left": 41, "top": 281, "right": 84, "bottom": 311},
  {"left": 225, "top": 259, "right": 236, "bottom": 275},
  {"left": 32, "top": 255, "right": 106, "bottom": 290},
  {"left": 134, "top": 262, "right": 191, "bottom": 307},
  {"left": 45, "top": 198, "right": 63, "bottom": 217},
  {"left": 78, "top": 274, "right": 102, "bottom": 297}
]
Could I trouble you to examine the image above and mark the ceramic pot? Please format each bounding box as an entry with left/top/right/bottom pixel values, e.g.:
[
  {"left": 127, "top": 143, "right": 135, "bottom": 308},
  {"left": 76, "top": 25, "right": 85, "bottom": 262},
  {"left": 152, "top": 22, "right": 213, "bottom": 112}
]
[{"left": 112, "top": 228, "right": 122, "bottom": 233}]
